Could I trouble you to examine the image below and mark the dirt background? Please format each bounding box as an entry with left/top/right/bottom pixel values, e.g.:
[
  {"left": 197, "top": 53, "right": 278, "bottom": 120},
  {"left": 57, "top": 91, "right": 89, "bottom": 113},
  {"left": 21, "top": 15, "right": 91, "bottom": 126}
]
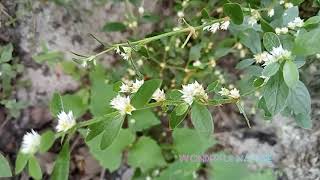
[{"left": 0, "top": 0, "right": 319, "bottom": 180}]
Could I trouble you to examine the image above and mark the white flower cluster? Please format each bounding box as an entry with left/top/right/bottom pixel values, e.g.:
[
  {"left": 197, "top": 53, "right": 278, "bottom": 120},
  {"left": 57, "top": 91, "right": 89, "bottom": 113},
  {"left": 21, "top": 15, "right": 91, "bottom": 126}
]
[
  {"left": 218, "top": 87, "right": 240, "bottom": 99},
  {"left": 56, "top": 111, "right": 76, "bottom": 132},
  {"left": 276, "top": 17, "right": 304, "bottom": 35},
  {"left": 279, "top": 1, "right": 294, "bottom": 8},
  {"left": 254, "top": 46, "right": 291, "bottom": 66},
  {"left": 20, "top": 110, "right": 77, "bottom": 154},
  {"left": 203, "top": 20, "right": 230, "bottom": 33},
  {"left": 179, "top": 81, "right": 208, "bottom": 105},
  {"left": 248, "top": 9, "right": 260, "bottom": 26},
  {"left": 115, "top": 47, "right": 132, "bottom": 60},
  {"left": 110, "top": 95, "right": 136, "bottom": 115},
  {"left": 120, "top": 79, "right": 144, "bottom": 94},
  {"left": 267, "top": 9, "right": 275, "bottom": 17},
  {"left": 288, "top": 17, "right": 304, "bottom": 29},
  {"left": 21, "top": 130, "right": 41, "bottom": 155},
  {"left": 152, "top": 88, "right": 166, "bottom": 102},
  {"left": 275, "top": 27, "right": 289, "bottom": 35}
]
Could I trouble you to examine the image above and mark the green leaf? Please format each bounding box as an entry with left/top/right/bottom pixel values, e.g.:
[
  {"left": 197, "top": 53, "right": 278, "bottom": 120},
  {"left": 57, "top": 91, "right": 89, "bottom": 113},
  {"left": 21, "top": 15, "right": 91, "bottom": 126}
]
[
  {"left": 260, "top": 18, "right": 274, "bottom": 33},
  {"left": 100, "top": 113, "right": 125, "bottom": 150},
  {"left": 282, "top": 7, "right": 299, "bottom": 25},
  {"left": 85, "top": 129, "right": 135, "bottom": 172},
  {"left": 263, "top": 72, "right": 289, "bottom": 115},
  {"left": 173, "top": 128, "right": 215, "bottom": 155},
  {"left": 51, "top": 142, "right": 70, "bottom": 180},
  {"left": 239, "top": 29, "right": 261, "bottom": 54},
  {"left": 129, "top": 109, "right": 160, "bottom": 132},
  {"left": 86, "top": 116, "right": 112, "bottom": 142},
  {"left": 127, "top": 136, "right": 166, "bottom": 172},
  {"left": 169, "top": 106, "right": 188, "bottom": 129},
  {"left": 235, "top": 59, "right": 255, "bottom": 70},
  {"left": 28, "top": 156, "right": 42, "bottom": 180},
  {"left": 89, "top": 65, "right": 117, "bottom": 116},
  {"left": 61, "top": 90, "right": 88, "bottom": 118},
  {"left": 156, "top": 161, "right": 200, "bottom": 180},
  {"left": 303, "top": 16, "right": 320, "bottom": 29},
  {"left": 33, "top": 51, "right": 64, "bottom": 64},
  {"left": 15, "top": 152, "right": 29, "bottom": 174},
  {"left": 294, "top": 113, "right": 312, "bottom": 129},
  {"left": 39, "top": 130, "right": 55, "bottom": 153},
  {"left": 287, "top": 81, "right": 311, "bottom": 115},
  {"left": 141, "top": 14, "right": 160, "bottom": 23},
  {"left": 175, "top": 103, "right": 189, "bottom": 116},
  {"left": 189, "top": 45, "right": 202, "bottom": 61},
  {"left": 0, "top": 153, "right": 12, "bottom": 177},
  {"left": 257, "top": 97, "right": 272, "bottom": 119},
  {"left": 262, "top": 63, "right": 280, "bottom": 77},
  {"left": 206, "top": 81, "right": 219, "bottom": 93},
  {"left": 191, "top": 102, "right": 213, "bottom": 138},
  {"left": 236, "top": 102, "right": 251, "bottom": 128},
  {"left": 283, "top": 60, "right": 299, "bottom": 88},
  {"left": 263, "top": 32, "right": 281, "bottom": 52},
  {"left": 50, "top": 93, "right": 63, "bottom": 117},
  {"left": 50, "top": 91, "right": 88, "bottom": 118},
  {"left": 131, "top": 79, "right": 162, "bottom": 109},
  {"left": 0, "top": 43, "right": 13, "bottom": 63},
  {"left": 102, "top": 22, "right": 126, "bottom": 32},
  {"left": 253, "top": 77, "right": 265, "bottom": 87},
  {"left": 293, "top": 27, "right": 320, "bottom": 56},
  {"left": 208, "top": 153, "right": 250, "bottom": 180},
  {"left": 223, "top": 3, "right": 244, "bottom": 25}
]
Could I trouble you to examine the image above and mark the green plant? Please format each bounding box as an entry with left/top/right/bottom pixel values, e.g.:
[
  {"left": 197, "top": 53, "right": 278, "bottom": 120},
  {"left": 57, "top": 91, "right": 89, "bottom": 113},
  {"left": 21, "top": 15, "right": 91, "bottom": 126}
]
[{"left": 2, "top": 0, "right": 320, "bottom": 179}]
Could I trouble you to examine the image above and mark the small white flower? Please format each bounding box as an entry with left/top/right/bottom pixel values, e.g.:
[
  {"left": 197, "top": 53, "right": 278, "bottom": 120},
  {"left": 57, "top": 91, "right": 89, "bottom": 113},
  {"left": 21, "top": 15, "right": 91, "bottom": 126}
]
[
  {"left": 254, "top": 52, "right": 273, "bottom": 64},
  {"left": 137, "top": 59, "right": 144, "bottom": 66},
  {"left": 193, "top": 60, "right": 202, "bottom": 67},
  {"left": 284, "top": 3, "right": 294, "bottom": 9},
  {"left": 56, "top": 111, "right": 76, "bottom": 132},
  {"left": 280, "top": 0, "right": 285, "bottom": 5},
  {"left": 152, "top": 88, "right": 166, "bottom": 102},
  {"left": 21, "top": 130, "right": 41, "bottom": 155},
  {"left": 177, "top": 11, "right": 184, "bottom": 18},
  {"left": 248, "top": 16, "right": 258, "bottom": 26},
  {"left": 110, "top": 95, "right": 135, "bottom": 115},
  {"left": 127, "top": 68, "right": 136, "bottom": 76},
  {"left": 179, "top": 81, "right": 208, "bottom": 105},
  {"left": 120, "top": 79, "right": 144, "bottom": 94},
  {"left": 203, "top": 23, "right": 220, "bottom": 33},
  {"left": 268, "top": 9, "right": 274, "bottom": 17},
  {"left": 182, "top": 0, "right": 189, "bottom": 7},
  {"left": 262, "top": 46, "right": 291, "bottom": 66},
  {"left": 120, "top": 81, "right": 132, "bottom": 93},
  {"left": 275, "top": 27, "right": 289, "bottom": 35},
  {"left": 229, "top": 88, "right": 240, "bottom": 99},
  {"left": 138, "top": 6, "right": 144, "bottom": 15},
  {"left": 116, "top": 47, "right": 131, "bottom": 60},
  {"left": 316, "top": 54, "right": 320, "bottom": 59},
  {"left": 288, "top": 17, "right": 304, "bottom": 29},
  {"left": 210, "top": 59, "right": 216, "bottom": 67},
  {"left": 270, "top": 46, "right": 291, "bottom": 60},
  {"left": 132, "top": 79, "right": 144, "bottom": 93},
  {"left": 218, "top": 87, "right": 230, "bottom": 96},
  {"left": 220, "top": 20, "right": 230, "bottom": 30}
]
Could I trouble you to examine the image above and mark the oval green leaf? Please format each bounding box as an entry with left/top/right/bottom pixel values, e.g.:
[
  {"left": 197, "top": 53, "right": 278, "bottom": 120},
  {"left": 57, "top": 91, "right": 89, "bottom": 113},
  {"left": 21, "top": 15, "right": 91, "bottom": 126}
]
[
  {"left": 283, "top": 60, "right": 299, "bottom": 88},
  {"left": 263, "top": 32, "right": 281, "bottom": 52},
  {"left": 223, "top": 3, "right": 244, "bottom": 25},
  {"left": 191, "top": 102, "right": 213, "bottom": 138}
]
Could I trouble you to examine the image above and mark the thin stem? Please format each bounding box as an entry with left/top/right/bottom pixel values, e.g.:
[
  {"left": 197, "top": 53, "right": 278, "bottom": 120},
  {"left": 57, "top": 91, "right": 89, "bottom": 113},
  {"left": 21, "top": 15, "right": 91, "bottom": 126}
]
[{"left": 90, "top": 18, "right": 225, "bottom": 59}]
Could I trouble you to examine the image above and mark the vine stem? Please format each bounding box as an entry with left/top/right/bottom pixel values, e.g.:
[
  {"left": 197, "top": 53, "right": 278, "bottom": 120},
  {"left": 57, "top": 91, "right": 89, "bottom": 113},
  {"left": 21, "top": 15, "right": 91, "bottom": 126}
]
[
  {"left": 90, "top": 18, "right": 226, "bottom": 60},
  {"left": 75, "top": 97, "right": 236, "bottom": 129}
]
